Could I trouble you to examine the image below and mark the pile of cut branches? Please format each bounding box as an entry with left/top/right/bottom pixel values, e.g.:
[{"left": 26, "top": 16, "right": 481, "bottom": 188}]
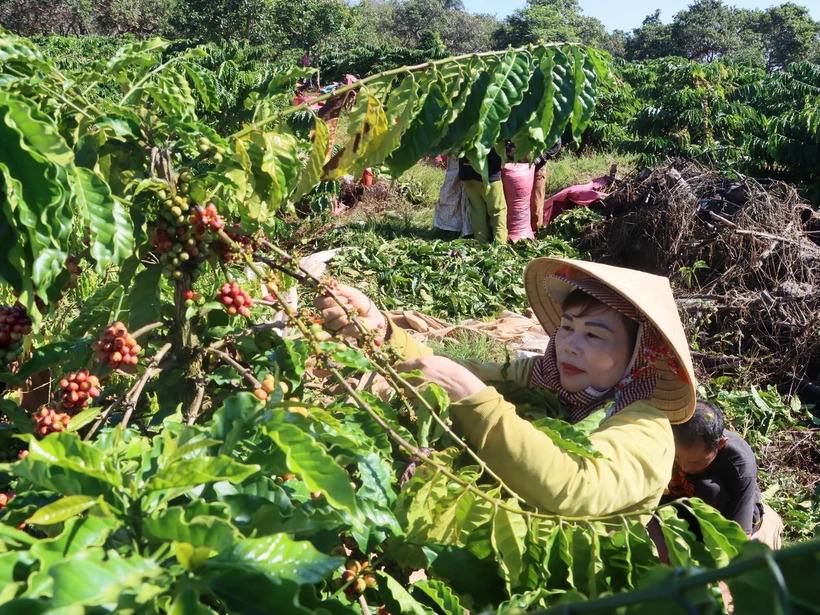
[{"left": 582, "top": 159, "right": 820, "bottom": 393}]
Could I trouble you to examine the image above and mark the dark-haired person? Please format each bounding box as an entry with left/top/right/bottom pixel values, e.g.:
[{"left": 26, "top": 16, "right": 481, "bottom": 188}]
[
  {"left": 315, "top": 257, "right": 697, "bottom": 517},
  {"left": 668, "top": 400, "right": 783, "bottom": 548}
]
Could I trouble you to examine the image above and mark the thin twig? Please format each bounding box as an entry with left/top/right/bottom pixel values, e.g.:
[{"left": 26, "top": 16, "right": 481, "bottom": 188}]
[
  {"left": 207, "top": 347, "right": 262, "bottom": 389},
  {"left": 130, "top": 321, "right": 164, "bottom": 340},
  {"left": 85, "top": 342, "right": 173, "bottom": 439},
  {"left": 121, "top": 342, "right": 172, "bottom": 429}
]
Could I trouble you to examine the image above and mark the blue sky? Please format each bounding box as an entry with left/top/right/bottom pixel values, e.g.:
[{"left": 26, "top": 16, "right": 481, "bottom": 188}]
[{"left": 463, "top": 0, "right": 820, "bottom": 32}]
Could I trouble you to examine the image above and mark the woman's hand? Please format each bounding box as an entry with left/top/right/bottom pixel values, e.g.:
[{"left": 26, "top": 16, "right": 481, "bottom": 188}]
[
  {"left": 398, "top": 356, "right": 486, "bottom": 402},
  {"left": 313, "top": 282, "right": 387, "bottom": 341}
]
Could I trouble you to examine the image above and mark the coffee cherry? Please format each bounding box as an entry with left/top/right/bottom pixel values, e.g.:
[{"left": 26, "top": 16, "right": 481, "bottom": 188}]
[
  {"left": 58, "top": 369, "right": 101, "bottom": 411},
  {"left": 261, "top": 374, "right": 276, "bottom": 394},
  {"left": 217, "top": 282, "right": 253, "bottom": 318},
  {"left": 191, "top": 203, "right": 225, "bottom": 232},
  {"left": 345, "top": 560, "right": 362, "bottom": 575},
  {"left": 0, "top": 306, "right": 32, "bottom": 366},
  {"left": 33, "top": 407, "right": 71, "bottom": 436},
  {"left": 0, "top": 491, "right": 14, "bottom": 509},
  {"left": 253, "top": 388, "right": 268, "bottom": 401},
  {"left": 182, "top": 289, "right": 203, "bottom": 307},
  {"left": 93, "top": 322, "right": 140, "bottom": 370}
]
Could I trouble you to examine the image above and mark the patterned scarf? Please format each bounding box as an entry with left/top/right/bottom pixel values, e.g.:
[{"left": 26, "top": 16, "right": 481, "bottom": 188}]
[{"left": 530, "top": 276, "right": 667, "bottom": 424}]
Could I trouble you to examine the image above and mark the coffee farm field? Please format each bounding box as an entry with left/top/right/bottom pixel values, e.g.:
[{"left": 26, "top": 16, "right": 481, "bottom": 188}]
[{"left": 0, "top": 23, "right": 818, "bottom": 615}]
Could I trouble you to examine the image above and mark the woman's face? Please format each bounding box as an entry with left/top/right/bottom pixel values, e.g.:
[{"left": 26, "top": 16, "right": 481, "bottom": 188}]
[{"left": 554, "top": 304, "right": 634, "bottom": 393}]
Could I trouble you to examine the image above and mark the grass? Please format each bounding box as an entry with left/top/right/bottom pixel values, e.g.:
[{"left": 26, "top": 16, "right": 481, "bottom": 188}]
[
  {"left": 544, "top": 150, "right": 637, "bottom": 196},
  {"left": 428, "top": 329, "right": 510, "bottom": 364},
  {"left": 398, "top": 161, "right": 447, "bottom": 206}
]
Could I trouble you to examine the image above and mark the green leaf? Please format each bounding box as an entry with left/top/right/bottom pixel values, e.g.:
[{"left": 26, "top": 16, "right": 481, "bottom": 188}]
[
  {"left": 264, "top": 415, "right": 358, "bottom": 517},
  {"left": 324, "top": 90, "right": 388, "bottom": 180},
  {"left": 543, "top": 49, "right": 578, "bottom": 148},
  {"left": 145, "top": 456, "right": 259, "bottom": 491},
  {"left": 291, "top": 115, "right": 330, "bottom": 202},
  {"left": 70, "top": 167, "right": 134, "bottom": 273},
  {"left": 184, "top": 63, "right": 218, "bottom": 110},
  {"left": 570, "top": 48, "right": 599, "bottom": 141},
  {"left": 467, "top": 51, "right": 533, "bottom": 181},
  {"left": 26, "top": 495, "right": 98, "bottom": 526},
  {"left": 357, "top": 451, "right": 397, "bottom": 506},
  {"left": 530, "top": 416, "right": 603, "bottom": 459},
  {"left": 49, "top": 549, "right": 162, "bottom": 607},
  {"left": 387, "top": 70, "right": 464, "bottom": 175},
  {"left": 0, "top": 398, "right": 33, "bottom": 433},
  {"left": 412, "top": 579, "right": 466, "bottom": 615},
  {"left": 500, "top": 58, "right": 547, "bottom": 143},
  {"left": 378, "top": 571, "right": 431, "bottom": 615},
  {"left": 270, "top": 336, "right": 309, "bottom": 389},
  {"left": 210, "top": 392, "right": 264, "bottom": 456},
  {"left": 491, "top": 501, "right": 529, "bottom": 590},
  {"left": 687, "top": 498, "right": 747, "bottom": 566},
  {"left": 724, "top": 541, "right": 787, "bottom": 615},
  {"left": 175, "top": 542, "right": 214, "bottom": 571},
  {"left": 0, "top": 520, "right": 35, "bottom": 547},
  {"left": 318, "top": 341, "right": 373, "bottom": 371},
  {"left": 169, "top": 585, "right": 218, "bottom": 615},
  {"left": 366, "top": 73, "right": 421, "bottom": 163},
  {"left": 437, "top": 64, "right": 492, "bottom": 153},
  {"left": 13, "top": 432, "right": 122, "bottom": 497},
  {"left": 546, "top": 523, "right": 574, "bottom": 590},
  {"left": 0, "top": 341, "right": 89, "bottom": 384},
  {"left": 65, "top": 281, "right": 122, "bottom": 339},
  {"left": 202, "top": 533, "right": 342, "bottom": 585},
  {"left": 142, "top": 506, "right": 239, "bottom": 552},
  {"left": 67, "top": 406, "right": 102, "bottom": 432},
  {"left": 254, "top": 131, "right": 301, "bottom": 215},
  {"left": 125, "top": 265, "right": 163, "bottom": 331},
  {"left": 655, "top": 507, "right": 697, "bottom": 567},
  {"left": 0, "top": 91, "right": 73, "bottom": 305}
]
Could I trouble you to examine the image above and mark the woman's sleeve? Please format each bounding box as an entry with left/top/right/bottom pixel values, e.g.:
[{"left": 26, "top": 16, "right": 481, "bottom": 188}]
[
  {"left": 450, "top": 392, "right": 675, "bottom": 516},
  {"left": 385, "top": 319, "right": 541, "bottom": 395}
]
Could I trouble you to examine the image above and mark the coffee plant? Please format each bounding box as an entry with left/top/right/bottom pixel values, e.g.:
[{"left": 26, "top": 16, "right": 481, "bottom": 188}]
[{"left": 1, "top": 30, "right": 818, "bottom": 613}]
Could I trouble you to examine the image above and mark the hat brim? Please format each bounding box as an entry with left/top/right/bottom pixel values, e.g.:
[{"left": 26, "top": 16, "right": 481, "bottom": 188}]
[{"left": 523, "top": 257, "right": 696, "bottom": 423}]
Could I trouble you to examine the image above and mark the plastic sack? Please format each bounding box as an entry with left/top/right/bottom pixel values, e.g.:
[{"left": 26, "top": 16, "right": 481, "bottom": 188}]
[{"left": 501, "top": 163, "right": 535, "bottom": 241}]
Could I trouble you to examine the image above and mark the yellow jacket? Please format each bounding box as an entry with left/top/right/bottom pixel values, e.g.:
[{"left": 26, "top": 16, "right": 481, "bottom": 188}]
[{"left": 389, "top": 324, "right": 674, "bottom": 517}]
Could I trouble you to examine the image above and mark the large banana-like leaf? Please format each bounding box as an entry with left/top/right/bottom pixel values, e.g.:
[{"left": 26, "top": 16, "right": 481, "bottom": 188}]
[{"left": 276, "top": 44, "right": 606, "bottom": 198}]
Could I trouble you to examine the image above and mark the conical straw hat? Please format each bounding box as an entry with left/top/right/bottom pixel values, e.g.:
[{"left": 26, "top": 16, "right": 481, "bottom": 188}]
[{"left": 523, "top": 257, "right": 696, "bottom": 423}]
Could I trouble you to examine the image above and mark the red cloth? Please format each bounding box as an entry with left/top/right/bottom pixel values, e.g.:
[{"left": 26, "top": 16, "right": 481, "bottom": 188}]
[
  {"left": 292, "top": 92, "right": 323, "bottom": 111},
  {"left": 543, "top": 176, "right": 609, "bottom": 225}
]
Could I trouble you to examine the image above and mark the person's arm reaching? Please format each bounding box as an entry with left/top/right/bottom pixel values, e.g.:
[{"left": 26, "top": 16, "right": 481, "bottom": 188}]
[{"left": 450, "top": 391, "right": 675, "bottom": 516}]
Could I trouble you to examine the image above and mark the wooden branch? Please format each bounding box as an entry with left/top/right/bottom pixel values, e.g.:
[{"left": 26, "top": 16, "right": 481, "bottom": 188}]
[
  {"left": 358, "top": 596, "right": 371, "bottom": 615},
  {"left": 186, "top": 379, "right": 207, "bottom": 425}
]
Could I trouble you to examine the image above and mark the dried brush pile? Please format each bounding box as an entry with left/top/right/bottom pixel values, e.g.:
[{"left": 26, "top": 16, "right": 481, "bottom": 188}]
[{"left": 582, "top": 159, "right": 820, "bottom": 393}]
